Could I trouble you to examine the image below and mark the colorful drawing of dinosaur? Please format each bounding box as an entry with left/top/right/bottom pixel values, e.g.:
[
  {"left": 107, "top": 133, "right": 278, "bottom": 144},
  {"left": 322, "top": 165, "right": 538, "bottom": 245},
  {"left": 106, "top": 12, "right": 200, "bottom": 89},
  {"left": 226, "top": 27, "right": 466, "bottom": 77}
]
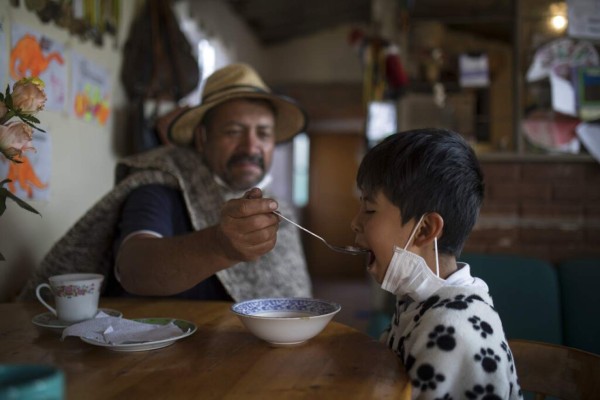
[
  {"left": 6, "top": 155, "right": 48, "bottom": 199},
  {"left": 10, "top": 34, "right": 64, "bottom": 80}
]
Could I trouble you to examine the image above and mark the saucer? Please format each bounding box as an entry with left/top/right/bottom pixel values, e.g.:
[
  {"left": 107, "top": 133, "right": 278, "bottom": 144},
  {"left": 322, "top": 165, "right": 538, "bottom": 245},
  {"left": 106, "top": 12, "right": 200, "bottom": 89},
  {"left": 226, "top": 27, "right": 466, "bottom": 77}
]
[
  {"left": 79, "top": 318, "right": 197, "bottom": 352},
  {"left": 32, "top": 308, "right": 123, "bottom": 333}
]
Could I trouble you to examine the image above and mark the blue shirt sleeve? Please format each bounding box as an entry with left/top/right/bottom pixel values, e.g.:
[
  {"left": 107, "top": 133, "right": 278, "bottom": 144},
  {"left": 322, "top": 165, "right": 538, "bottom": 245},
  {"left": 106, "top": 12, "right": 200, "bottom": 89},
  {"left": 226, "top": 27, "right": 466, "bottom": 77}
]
[
  {"left": 115, "top": 184, "right": 192, "bottom": 248},
  {"left": 108, "top": 184, "right": 231, "bottom": 301}
]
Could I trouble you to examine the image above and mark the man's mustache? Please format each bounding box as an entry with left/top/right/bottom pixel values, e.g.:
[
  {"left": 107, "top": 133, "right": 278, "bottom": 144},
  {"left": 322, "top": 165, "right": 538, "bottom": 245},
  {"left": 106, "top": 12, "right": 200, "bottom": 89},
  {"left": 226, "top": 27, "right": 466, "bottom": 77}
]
[{"left": 227, "top": 154, "right": 264, "bottom": 170}]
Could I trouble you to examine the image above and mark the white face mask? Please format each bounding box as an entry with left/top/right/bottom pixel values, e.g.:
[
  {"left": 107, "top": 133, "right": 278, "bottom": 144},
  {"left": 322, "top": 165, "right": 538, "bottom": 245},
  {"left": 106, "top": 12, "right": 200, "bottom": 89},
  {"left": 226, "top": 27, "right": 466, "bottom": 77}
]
[{"left": 381, "top": 214, "right": 445, "bottom": 302}]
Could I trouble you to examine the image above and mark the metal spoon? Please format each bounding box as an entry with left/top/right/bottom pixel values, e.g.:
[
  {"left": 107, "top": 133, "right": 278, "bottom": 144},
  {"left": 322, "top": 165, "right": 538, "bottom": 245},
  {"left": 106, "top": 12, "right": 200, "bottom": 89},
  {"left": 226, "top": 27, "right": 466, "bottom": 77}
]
[{"left": 273, "top": 211, "right": 369, "bottom": 256}]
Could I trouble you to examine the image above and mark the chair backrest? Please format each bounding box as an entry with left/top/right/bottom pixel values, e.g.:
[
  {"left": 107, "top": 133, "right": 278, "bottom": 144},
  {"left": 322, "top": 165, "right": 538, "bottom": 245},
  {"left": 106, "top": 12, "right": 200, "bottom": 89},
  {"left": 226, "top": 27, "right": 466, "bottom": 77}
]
[
  {"left": 509, "top": 339, "right": 600, "bottom": 400},
  {"left": 459, "top": 253, "right": 562, "bottom": 344},
  {"left": 557, "top": 258, "right": 600, "bottom": 355}
]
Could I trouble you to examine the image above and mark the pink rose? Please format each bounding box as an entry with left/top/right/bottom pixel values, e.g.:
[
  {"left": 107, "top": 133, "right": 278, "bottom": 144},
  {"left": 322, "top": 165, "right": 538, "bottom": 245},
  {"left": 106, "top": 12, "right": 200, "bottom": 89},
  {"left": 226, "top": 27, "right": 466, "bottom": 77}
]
[
  {"left": 11, "top": 78, "right": 47, "bottom": 114},
  {"left": 0, "top": 121, "right": 34, "bottom": 160}
]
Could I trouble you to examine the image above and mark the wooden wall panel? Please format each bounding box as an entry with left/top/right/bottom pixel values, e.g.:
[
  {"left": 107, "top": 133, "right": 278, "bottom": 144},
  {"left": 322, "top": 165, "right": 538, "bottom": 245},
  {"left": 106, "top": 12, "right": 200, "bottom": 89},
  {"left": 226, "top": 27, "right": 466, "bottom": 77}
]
[{"left": 305, "top": 133, "right": 367, "bottom": 279}]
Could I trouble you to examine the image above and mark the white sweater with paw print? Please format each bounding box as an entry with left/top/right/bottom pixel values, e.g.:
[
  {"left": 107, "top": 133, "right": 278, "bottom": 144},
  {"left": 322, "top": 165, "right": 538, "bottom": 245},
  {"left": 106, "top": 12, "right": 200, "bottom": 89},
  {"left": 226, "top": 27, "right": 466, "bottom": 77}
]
[{"left": 382, "top": 264, "right": 522, "bottom": 400}]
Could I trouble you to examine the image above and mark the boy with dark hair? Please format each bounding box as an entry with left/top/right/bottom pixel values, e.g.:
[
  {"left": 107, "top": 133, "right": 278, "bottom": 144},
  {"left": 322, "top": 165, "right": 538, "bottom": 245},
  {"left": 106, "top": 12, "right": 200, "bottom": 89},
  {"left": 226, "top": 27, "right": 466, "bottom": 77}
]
[{"left": 351, "top": 128, "right": 521, "bottom": 399}]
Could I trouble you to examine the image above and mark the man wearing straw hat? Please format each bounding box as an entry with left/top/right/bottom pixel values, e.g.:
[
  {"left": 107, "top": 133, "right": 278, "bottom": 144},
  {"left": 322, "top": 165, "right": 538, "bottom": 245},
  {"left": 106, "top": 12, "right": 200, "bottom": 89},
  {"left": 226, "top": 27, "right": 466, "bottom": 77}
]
[{"left": 19, "top": 64, "right": 312, "bottom": 301}]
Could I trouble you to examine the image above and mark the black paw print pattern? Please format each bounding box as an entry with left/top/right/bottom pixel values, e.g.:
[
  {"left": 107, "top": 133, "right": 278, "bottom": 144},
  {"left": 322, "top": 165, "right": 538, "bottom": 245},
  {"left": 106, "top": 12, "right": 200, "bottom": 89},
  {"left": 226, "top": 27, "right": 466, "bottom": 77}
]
[
  {"left": 434, "top": 393, "right": 453, "bottom": 400},
  {"left": 427, "top": 324, "right": 456, "bottom": 351},
  {"left": 465, "top": 384, "right": 503, "bottom": 400},
  {"left": 390, "top": 335, "right": 406, "bottom": 361},
  {"left": 405, "top": 354, "right": 416, "bottom": 372},
  {"left": 500, "top": 341, "right": 515, "bottom": 374},
  {"left": 397, "top": 298, "right": 410, "bottom": 311},
  {"left": 411, "top": 363, "right": 446, "bottom": 392},
  {"left": 397, "top": 336, "right": 406, "bottom": 361},
  {"left": 434, "top": 294, "right": 485, "bottom": 311},
  {"left": 468, "top": 315, "right": 494, "bottom": 338},
  {"left": 387, "top": 332, "right": 396, "bottom": 350},
  {"left": 414, "top": 295, "right": 441, "bottom": 323},
  {"left": 474, "top": 347, "right": 501, "bottom": 373}
]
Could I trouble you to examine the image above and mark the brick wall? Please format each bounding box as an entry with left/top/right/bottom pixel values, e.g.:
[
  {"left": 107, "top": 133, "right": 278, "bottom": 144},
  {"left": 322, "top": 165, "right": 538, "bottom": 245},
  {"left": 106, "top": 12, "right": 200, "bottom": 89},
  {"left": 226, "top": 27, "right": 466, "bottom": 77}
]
[{"left": 464, "top": 159, "right": 600, "bottom": 264}]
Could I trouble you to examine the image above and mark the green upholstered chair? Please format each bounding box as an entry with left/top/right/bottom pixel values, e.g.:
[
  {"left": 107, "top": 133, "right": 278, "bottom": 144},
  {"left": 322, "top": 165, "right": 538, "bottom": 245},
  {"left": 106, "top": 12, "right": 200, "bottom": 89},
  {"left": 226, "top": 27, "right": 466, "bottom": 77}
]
[
  {"left": 459, "top": 253, "right": 563, "bottom": 345},
  {"left": 557, "top": 258, "right": 600, "bottom": 355}
]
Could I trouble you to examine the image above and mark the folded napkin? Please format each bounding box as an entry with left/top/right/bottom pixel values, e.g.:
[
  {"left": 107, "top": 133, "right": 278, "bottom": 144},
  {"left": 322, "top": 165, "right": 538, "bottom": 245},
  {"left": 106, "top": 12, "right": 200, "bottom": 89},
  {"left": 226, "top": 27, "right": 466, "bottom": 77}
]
[{"left": 62, "top": 312, "right": 186, "bottom": 345}]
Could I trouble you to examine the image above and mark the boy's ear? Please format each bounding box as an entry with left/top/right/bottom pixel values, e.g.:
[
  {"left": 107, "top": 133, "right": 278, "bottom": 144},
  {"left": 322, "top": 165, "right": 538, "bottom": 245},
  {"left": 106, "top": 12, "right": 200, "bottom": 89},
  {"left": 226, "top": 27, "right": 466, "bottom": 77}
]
[{"left": 414, "top": 213, "right": 444, "bottom": 246}]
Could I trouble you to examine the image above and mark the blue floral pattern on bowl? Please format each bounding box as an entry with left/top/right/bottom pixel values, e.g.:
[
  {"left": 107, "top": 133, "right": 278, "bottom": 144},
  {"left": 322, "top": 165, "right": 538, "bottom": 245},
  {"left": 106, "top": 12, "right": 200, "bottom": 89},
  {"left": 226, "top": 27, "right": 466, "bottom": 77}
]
[{"left": 232, "top": 297, "right": 340, "bottom": 317}]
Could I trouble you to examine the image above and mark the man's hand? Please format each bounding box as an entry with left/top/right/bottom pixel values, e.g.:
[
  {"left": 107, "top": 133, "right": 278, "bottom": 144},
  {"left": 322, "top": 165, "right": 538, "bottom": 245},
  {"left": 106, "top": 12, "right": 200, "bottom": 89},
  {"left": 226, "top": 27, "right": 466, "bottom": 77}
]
[{"left": 217, "top": 187, "right": 280, "bottom": 263}]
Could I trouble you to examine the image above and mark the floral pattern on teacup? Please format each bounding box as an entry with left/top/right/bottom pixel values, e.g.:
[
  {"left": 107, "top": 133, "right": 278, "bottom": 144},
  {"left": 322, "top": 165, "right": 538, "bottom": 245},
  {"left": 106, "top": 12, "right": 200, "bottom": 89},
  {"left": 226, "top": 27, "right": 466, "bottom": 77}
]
[{"left": 55, "top": 283, "right": 96, "bottom": 298}]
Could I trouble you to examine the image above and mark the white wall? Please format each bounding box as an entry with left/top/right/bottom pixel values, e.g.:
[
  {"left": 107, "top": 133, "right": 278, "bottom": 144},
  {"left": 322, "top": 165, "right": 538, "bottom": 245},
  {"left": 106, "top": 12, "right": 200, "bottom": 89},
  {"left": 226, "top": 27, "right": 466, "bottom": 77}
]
[
  {"left": 0, "top": 0, "right": 137, "bottom": 300},
  {"left": 185, "top": 0, "right": 266, "bottom": 72},
  {"left": 182, "top": 1, "right": 363, "bottom": 83}
]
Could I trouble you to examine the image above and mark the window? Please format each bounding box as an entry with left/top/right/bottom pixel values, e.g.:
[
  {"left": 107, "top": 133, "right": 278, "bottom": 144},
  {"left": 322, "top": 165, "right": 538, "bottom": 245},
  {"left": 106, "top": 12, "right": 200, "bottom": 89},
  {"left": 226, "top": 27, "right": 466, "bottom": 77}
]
[{"left": 292, "top": 133, "right": 310, "bottom": 207}]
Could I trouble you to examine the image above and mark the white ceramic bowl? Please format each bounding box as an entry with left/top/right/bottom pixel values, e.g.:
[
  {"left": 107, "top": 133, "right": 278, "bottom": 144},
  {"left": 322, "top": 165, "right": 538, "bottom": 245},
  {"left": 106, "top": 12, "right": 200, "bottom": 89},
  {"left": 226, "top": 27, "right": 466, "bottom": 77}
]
[{"left": 231, "top": 297, "right": 341, "bottom": 346}]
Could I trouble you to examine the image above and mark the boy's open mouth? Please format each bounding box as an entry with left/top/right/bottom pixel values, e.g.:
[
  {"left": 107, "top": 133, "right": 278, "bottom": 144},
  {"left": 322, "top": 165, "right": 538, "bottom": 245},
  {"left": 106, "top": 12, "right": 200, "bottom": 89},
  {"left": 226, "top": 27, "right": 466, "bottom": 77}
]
[
  {"left": 367, "top": 250, "right": 376, "bottom": 268},
  {"left": 354, "top": 243, "right": 376, "bottom": 269}
]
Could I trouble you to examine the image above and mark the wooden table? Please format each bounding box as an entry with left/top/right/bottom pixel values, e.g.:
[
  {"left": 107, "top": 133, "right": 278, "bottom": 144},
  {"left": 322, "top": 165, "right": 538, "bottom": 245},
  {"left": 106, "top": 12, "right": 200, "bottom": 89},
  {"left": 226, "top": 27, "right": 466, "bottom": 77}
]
[{"left": 0, "top": 298, "right": 411, "bottom": 399}]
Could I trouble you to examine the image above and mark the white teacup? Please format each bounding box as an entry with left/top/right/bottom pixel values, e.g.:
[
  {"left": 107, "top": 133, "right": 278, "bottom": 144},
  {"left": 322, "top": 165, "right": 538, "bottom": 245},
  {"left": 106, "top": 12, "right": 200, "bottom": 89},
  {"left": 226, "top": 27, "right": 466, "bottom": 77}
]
[{"left": 35, "top": 273, "right": 104, "bottom": 323}]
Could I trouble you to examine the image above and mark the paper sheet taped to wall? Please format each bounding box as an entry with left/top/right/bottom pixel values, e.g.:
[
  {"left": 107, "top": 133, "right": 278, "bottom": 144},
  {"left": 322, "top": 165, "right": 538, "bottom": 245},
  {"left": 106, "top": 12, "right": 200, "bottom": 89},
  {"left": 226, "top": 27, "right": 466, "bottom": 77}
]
[
  {"left": 568, "top": 0, "right": 600, "bottom": 40},
  {"left": 459, "top": 53, "right": 489, "bottom": 88}
]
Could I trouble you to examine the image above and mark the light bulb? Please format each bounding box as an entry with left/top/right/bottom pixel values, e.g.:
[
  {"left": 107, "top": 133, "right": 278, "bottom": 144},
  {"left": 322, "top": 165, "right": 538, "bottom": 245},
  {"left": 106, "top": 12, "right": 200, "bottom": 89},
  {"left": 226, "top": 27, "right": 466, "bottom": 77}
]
[{"left": 550, "top": 15, "right": 567, "bottom": 31}]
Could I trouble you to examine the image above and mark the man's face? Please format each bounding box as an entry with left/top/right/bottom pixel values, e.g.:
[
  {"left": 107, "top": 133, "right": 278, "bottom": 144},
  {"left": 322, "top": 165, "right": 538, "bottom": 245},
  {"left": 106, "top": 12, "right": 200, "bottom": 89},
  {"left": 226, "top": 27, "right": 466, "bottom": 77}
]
[{"left": 196, "top": 99, "right": 276, "bottom": 191}]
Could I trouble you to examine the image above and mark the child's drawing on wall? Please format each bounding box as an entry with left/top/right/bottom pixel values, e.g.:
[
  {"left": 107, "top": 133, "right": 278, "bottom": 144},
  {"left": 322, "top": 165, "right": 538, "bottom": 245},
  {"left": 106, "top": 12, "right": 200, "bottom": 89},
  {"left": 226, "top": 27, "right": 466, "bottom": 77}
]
[
  {"left": 70, "top": 52, "right": 111, "bottom": 126},
  {"left": 0, "top": 130, "right": 51, "bottom": 201},
  {"left": 10, "top": 24, "right": 67, "bottom": 112}
]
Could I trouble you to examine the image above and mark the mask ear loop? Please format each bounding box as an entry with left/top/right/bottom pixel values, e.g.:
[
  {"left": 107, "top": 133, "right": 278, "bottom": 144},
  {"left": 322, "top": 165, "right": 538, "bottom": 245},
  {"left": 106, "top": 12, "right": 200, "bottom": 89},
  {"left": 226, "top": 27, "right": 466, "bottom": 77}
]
[
  {"left": 403, "top": 214, "right": 426, "bottom": 250},
  {"left": 434, "top": 236, "right": 440, "bottom": 277},
  {"left": 404, "top": 214, "right": 440, "bottom": 278}
]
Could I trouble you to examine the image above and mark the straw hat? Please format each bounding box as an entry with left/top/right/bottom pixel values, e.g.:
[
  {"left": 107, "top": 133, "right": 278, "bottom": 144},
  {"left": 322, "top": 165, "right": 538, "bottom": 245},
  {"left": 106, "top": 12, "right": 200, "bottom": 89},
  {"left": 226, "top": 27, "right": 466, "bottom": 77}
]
[{"left": 168, "top": 63, "right": 308, "bottom": 145}]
